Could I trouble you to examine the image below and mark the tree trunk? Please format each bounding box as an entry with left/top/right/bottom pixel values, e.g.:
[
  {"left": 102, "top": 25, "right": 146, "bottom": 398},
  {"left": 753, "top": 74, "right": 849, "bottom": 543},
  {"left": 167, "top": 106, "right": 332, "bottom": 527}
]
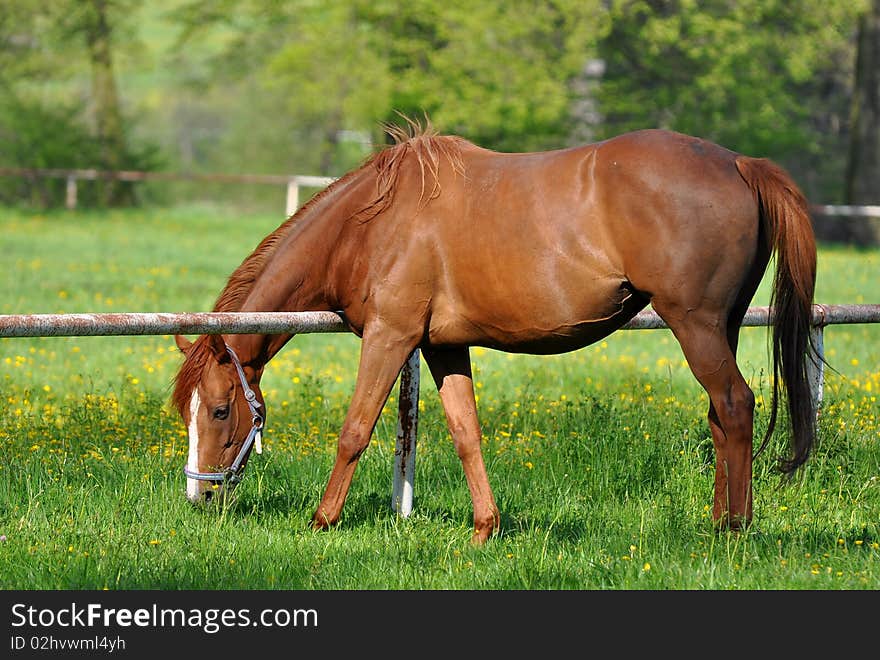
[
  {"left": 83, "top": 0, "right": 131, "bottom": 206},
  {"left": 845, "top": 0, "right": 880, "bottom": 243}
]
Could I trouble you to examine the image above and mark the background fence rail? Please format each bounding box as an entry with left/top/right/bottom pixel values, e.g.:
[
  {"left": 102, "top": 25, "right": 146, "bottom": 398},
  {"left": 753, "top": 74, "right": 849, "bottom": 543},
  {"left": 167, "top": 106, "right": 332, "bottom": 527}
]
[
  {"left": 0, "top": 167, "right": 337, "bottom": 217},
  {"left": 2, "top": 166, "right": 879, "bottom": 219},
  {"left": 2, "top": 304, "right": 879, "bottom": 515}
]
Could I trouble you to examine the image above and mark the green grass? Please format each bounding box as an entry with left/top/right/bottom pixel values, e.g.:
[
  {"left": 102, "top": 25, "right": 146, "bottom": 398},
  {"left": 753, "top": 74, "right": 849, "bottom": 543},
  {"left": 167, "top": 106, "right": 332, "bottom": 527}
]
[{"left": 1, "top": 206, "right": 878, "bottom": 589}]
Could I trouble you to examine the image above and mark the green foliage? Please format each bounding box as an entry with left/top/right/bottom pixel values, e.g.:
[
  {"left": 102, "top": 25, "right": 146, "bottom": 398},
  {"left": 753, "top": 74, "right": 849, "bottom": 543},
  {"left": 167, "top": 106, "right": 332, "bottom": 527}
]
[
  {"left": 352, "top": 0, "right": 607, "bottom": 152},
  {"left": 0, "top": 93, "right": 162, "bottom": 208},
  {"left": 0, "top": 97, "right": 99, "bottom": 205},
  {"left": 168, "top": 0, "right": 606, "bottom": 175},
  {"left": 597, "top": 0, "right": 866, "bottom": 201},
  {"left": 0, "top": 0, "right": 162, "bottom": 207},
  {"left": 0, "top": 1, "right": 872, "bottom": 207}
]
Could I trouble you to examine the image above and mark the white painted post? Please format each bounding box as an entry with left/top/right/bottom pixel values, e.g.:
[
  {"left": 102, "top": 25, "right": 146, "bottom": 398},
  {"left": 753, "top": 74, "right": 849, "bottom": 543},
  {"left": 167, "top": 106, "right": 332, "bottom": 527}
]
[
  {"left": 285, "top": 179, "right": 299, "bottom": 217},
  {"left": 807, "top": 325, "right": 825, "bottom": 416},
  {"left": 65, "top": 175, "right": 78, "bottom": 210},
  {"left": 392, "top": 349, "right": 420, "bottom": 517}
]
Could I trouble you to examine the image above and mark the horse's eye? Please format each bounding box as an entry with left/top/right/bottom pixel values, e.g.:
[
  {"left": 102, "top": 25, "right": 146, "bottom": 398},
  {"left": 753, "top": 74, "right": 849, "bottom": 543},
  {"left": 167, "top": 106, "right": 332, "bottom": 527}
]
[{"left": 212, "top": 405, "right": 230, "bottom": 421}]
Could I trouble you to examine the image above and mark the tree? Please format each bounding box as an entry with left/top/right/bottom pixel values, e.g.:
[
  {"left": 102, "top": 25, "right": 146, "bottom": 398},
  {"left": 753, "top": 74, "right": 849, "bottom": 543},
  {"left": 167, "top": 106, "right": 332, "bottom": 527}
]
[
  {"left": 5, "top": 0, "right": 866, "bottom": 212},
  {"left": 0, "top": 2, "right": 98, "bottom": 205},
  {"left": 80, "top": 0, "right": 129, "bottom": 204},
  {"left": 846, "top": 0, "right": 880, "bottom": 209},
  {"left": 0, "top": 0, "right": 158, "bottom": 207},
  {"left": 358, "top": 0, "right": 606, "bottom": 152},
  {"left": 596, "top": 0, "right": 863, "bottom": 202},
  {"left": 173, "top": 0, "right": 607, "bottom": 176},
  {"left": 168, "top": 1, "right": 385, "bottom": 177}
]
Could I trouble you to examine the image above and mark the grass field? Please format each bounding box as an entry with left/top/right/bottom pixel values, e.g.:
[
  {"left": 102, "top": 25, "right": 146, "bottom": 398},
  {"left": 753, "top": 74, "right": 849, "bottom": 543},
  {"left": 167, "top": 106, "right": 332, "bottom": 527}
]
[{"left": 1, "top": 205, "right": 878, "bottom": 589}]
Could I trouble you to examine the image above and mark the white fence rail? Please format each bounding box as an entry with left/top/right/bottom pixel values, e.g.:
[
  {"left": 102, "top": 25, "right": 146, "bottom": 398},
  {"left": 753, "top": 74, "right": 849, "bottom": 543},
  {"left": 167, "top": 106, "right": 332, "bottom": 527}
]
[
  {"left": 3, "top": 167, "right": 880, "bottom": 220},
  {"left": 2, "top": 304, "right": 879, "bottom": 515},
  {"left": 0, "top": 167, "right": 336, "bottom": 217}
]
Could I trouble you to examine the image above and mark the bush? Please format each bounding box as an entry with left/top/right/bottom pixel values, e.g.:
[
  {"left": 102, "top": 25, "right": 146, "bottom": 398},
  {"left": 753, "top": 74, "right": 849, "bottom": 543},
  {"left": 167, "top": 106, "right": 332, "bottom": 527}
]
[{"left": 0, "top": 94, "right": 162, "bottom": 208}]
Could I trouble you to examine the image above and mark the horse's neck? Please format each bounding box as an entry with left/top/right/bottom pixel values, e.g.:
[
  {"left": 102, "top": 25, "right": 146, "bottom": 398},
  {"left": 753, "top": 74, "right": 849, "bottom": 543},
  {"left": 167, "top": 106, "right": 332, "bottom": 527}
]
[{"left": 226, "top": 175, "right": 360, "bottom": 367}]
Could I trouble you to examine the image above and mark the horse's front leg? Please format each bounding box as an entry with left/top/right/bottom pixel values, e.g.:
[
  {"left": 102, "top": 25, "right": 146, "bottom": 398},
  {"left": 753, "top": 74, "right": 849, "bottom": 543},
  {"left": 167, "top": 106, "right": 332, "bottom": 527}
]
[
  {"left": 423, "top": 346, "right": 499, "bottom": 544},
  {"left": 312, "top": 327, "right": 419, "bottom": 530}
]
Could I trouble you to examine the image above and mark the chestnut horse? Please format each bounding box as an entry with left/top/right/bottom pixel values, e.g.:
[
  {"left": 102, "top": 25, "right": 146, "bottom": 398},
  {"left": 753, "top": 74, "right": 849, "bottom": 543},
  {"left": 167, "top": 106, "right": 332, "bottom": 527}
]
[{"left": 173, "top": 121, "right": 817, "bottom": 543}]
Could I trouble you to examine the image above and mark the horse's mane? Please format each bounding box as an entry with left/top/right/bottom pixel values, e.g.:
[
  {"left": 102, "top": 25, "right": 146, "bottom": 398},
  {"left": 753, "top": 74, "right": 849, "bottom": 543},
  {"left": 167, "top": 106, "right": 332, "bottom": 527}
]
[
  {"left": 352, "top": 116, "right": 465, "bottom": 223},
  {"left": 172, "top": 116, "right": 465, "bottom": 415}
]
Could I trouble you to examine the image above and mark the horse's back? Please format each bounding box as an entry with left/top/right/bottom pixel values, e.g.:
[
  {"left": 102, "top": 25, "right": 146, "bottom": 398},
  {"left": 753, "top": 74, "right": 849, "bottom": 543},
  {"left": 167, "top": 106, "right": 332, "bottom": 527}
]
[{"left": 358, "top": 129, "right": 762, "bottom": 352}]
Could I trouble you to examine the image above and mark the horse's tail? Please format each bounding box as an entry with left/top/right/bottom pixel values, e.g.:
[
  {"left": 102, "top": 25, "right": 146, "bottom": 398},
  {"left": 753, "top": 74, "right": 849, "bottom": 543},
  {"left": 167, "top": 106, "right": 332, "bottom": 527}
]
[{"left": 735, "top": 156, "right": 818, "bottom": 474}]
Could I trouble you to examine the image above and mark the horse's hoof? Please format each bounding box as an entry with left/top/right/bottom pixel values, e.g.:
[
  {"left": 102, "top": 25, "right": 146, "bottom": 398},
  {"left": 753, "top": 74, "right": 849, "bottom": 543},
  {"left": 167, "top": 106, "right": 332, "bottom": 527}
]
[
  {"left": 311, "top": 512, "right": 333, "bottom": 531},
  {"left": 713, "top": 512, "right": 752, "bottom": 533},
  {"left": 470, "top": 524, "right": 497, "bottom": 545},
  {"left": 470, "top": 531, "right": 489, "bottom": 545}
]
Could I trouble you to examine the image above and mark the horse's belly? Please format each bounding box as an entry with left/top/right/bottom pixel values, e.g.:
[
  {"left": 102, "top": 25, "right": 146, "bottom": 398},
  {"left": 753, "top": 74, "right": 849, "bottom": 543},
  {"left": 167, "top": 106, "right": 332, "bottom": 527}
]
[{"left": 427, "top": 277, "right": 646, "bottom": 354}]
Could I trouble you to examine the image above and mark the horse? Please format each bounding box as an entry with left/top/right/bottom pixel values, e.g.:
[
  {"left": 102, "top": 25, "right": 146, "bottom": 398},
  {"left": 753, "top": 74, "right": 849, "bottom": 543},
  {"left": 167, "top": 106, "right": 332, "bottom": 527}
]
[{"left": 172, "top": 119, "right": 817, "bottom": 544}]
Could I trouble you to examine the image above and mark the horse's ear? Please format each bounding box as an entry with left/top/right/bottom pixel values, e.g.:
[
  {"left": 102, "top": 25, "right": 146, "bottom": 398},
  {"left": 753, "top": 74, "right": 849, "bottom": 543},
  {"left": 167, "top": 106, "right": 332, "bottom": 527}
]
[
  {"left": 206, "top": 334, "right": 229, "bottom": 362},
  {"left": 174, "top": 335, "right": 192, "bottom": 354}
]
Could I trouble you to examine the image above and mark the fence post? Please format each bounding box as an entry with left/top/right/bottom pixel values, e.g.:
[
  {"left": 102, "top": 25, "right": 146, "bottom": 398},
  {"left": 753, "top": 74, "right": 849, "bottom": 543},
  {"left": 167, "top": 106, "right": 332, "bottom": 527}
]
[
  {"left": 392, "top": 349, "right": 421, "bottom": 517},
  {"left": 285, "top": 178, "right": 299, "bottom": 217},
  {"left": 807, "top": 324, "right": 825, "bottom": 416},
  {"left": 65, "top": 175, "right": 78, "bottom": 210}
]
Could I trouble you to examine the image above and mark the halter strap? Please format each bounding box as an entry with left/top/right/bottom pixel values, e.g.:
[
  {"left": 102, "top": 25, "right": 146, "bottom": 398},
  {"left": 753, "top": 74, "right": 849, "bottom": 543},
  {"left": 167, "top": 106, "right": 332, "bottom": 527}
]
[{"left": 183, "top": 342, "right": 264, "bottom": 485}]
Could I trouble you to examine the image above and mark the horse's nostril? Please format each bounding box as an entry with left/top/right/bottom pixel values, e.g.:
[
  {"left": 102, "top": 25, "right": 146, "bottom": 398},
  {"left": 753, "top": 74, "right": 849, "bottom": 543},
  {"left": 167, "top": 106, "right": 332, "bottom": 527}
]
[{"left": 204, "top": 490, "right": 213, "bottom": 502}]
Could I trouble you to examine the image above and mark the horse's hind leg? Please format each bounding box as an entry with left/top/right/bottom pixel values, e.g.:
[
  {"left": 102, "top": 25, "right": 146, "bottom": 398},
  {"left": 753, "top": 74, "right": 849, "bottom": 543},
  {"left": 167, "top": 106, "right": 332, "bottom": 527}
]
[
  {"left": 312, "top": 325, "right": 419, "bottom": 530},
  {"left": 423, "top": 346, "right": 500, "bottom": 544},
  {"left": 657, "top": 306, "right": 755, "bottom": 529}
]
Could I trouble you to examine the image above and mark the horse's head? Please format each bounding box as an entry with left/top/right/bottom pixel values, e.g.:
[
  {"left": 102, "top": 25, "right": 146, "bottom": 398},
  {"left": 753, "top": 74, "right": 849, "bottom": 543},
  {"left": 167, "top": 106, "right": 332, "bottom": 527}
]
[{"left": 173, "top": 334, "right": 266, "bottom": 504}]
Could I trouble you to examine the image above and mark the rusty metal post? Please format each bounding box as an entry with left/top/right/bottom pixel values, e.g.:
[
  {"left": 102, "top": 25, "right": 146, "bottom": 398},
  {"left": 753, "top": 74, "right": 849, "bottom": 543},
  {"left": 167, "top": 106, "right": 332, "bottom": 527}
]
[
  {"left": 392, "top": 349, "right": 420, "bottom": 517},
  {"left": 807, "top": 305, "right": 828, "bottom": 416},
  {"left": 808, "top": 325, "right": 825, "bottom": 415}
]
